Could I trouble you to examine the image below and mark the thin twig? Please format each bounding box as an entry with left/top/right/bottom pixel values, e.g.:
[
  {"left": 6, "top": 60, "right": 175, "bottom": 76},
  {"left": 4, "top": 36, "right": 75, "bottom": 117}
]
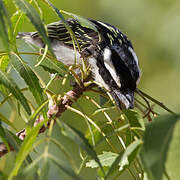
[{"left": 137, "top": 89, "right": 176, "bottom": 115}]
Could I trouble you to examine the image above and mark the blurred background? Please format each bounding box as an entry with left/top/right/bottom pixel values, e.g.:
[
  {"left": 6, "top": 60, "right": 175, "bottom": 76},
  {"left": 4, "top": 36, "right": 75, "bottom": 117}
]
[{"left": 1, "top": 0, "right": 180, "bottom": 179}]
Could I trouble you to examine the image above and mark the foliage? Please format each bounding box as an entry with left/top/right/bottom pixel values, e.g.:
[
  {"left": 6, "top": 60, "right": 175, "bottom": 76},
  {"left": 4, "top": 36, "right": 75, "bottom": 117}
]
[{"left": 0, "top": 0, "right": 179, "bottom": 180}]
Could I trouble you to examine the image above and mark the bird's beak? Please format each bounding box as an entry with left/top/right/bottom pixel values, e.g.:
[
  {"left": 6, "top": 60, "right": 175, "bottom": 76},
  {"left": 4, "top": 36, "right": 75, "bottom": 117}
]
[{"left": 110, "top": 89, "right": 134, "bottom": 109}]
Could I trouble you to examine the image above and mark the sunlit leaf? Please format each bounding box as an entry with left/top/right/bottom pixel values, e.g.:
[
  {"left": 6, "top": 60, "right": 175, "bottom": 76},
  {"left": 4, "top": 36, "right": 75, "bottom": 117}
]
[
  {"left": 86, "top": 139, "right": 142, "bottom": 174},
  {"left": 86, "top": 151, "right": 118, "bottom": 168},
  {"left": 141, "top": 114, "right": 180, "bottom": 180},
  {"left": 8, "top": 120, "right": 45, "bottom": 180},
  {"left": 14, "top": 0, "right": 53, "bottom": 54},
  {"left": 0, "top": 69, "right": 31, "bottom": 115},
  {"left": 0, "top": 55, "right": 9, "bottom": 72},
  {"left": 11, "top": 10, "right": 25, "bottom": 39}
]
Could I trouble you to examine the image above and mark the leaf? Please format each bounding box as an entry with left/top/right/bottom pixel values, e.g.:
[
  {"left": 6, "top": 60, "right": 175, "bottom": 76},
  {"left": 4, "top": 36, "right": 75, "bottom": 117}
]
[
  {"left": 4, "top": 129, "right": 22, "bottom": 151},
  {"left": 0, "top": 112, "right": 17, "bottom": 130},
  {"left": 140, "top": 114, "right": 180, "bottom": 180},
  {"left": 86, "top": 139, "right": 142, "bottom": 174},
  {"left": 49, "top": 154, "right": 81, "bottom": 180},
  {"left": 0, "top": 0, "right": 10, "bottom": 50},
  {"left": 0, "top": 55, "right": 9, "bottom": 72},
  {"left": 10, "top": 52, "right": 46, "bottom": 119},
  {"left": 123, "top": 109, "right": 145, "bottom": 131},
  {"left": 0, "top": 55, "right": 10, "bottom": 98},
  {"left": 39, "top": 56, "right": 67, "bottom": 76},
  {"left": 61, "top": 10, "right": 98, "bottom": 32},
  {"left": 11, "top": 10, "right": 25, "bottom": 39},
  {"left": 105, "top": 152, "right": 123, "bottom": 178},
  {"left": 8, "top": 120, "right": 45, "bottom": 180},
  {"left": 0, "top": 69, "right": 31, "bottom": 115},
  {"left": 86, "top": 151, "right": 118, "bottom": 168},
  {"left": 39, "top": 159, "right": 50, "bottom": 180},
  {"left": 14, "top": 0, "right": 53, "bottom": 54},
  {"left": 45, "top": 0, "right": 81, "bottom": 50},
  {"left": 57, "top": 120, "right": 105, "bottom": 176},
  {"left": 0, "top": 124, "right": 10, "bottom": 151},
  {"left": 166, "top": 120, "right": 180, "bottom": 180},
  {"left": 118, "top": 139, "right": 142, "bottom": 172}
]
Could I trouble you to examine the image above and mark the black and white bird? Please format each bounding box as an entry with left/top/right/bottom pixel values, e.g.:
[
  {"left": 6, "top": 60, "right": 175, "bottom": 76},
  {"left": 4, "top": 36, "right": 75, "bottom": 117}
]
[{"left": 17, "top": 18, "right": 141, "bottom": 109}]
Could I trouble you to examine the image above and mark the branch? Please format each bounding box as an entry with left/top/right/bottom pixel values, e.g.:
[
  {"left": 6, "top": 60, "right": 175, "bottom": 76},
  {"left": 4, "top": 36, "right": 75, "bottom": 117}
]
[{"left": 0, "top": 81, "right": 94, "bottom": 158}]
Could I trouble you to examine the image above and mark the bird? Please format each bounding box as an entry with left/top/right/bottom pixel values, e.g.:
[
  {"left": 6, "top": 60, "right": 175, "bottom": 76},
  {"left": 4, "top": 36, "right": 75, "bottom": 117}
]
[{"left": 17, "top": 18, "right": 141, "bottom": 109}]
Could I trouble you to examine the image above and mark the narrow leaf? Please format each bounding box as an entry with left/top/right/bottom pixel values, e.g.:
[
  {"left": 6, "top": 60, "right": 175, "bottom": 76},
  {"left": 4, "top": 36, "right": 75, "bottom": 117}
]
[
  {"left": 0, "top": 0, "right": 10, "bottom": 50},
  {"left": 8, "top": 120, "right": 45, "bottom": 180},
  {"left": 0, "top": 124, "right": 10, "bottom": 151},
  {"left": 61, "top": 10, "right": 98, "bottom": 32},
  {"left": 0, "top": 69, "right": 31, "bottom": 115},
  {"left": 11, "top": 10, "right": 25, "bottom": 39},
  {"left": 49, "top": 154, "right": 81, "bottom": 180},
  {"left": 0, "top": 113, "right": 17, "bottom": 130},
  {"left": 123, "top": 109, "right": 145, "bottom": 130},
  {"left": 86, "top": 151, "right": 118, "bottom": 168},
  {"left": 10, "top": 52, "right": 46, "bottom": 119},
  {"left": 118, "top": 139, "right": 142, "bottom": 172},
  {"left": 39, "top": 56, "right": 67, "bottom": 76},
  {"left": 57, "top": 120, "right": 105, "bottom": 175},
  {"left": 14, "top": 0, "right": 53, "bottom": 54},
  {"left": 141, "top": 114, "right": 180, "bottom": 180}
]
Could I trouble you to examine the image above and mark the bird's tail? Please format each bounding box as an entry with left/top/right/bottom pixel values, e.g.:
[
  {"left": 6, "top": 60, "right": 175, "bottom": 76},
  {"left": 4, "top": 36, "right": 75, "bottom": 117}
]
[{"left": 110, "top": 89, "right": 134, "bottom": 109}]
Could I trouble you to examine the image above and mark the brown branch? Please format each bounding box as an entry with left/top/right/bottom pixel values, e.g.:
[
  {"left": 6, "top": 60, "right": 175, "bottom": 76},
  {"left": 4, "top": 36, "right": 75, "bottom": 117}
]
[{"left": 0, "top": 81, "right": 94, "bottom": 158}]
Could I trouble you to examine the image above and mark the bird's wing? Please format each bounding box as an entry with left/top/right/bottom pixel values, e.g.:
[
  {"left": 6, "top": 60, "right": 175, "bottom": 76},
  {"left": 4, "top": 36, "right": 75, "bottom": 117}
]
[{"left": 30, "top": 18, "right": 100, "bottom": 50}]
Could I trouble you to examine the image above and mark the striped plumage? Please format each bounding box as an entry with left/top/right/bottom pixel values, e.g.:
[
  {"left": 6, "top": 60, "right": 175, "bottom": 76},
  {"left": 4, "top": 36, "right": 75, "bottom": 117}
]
[{"left": 17, "top": 18, "right": 141, "bottom": 109}]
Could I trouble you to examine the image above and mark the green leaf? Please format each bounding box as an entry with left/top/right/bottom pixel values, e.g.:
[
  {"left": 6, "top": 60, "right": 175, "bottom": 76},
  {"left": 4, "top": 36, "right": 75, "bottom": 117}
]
[
  {"left": 39, "top": 56, "right": 67, "bottom": 76},
  {"left": 49, "top": 154, "right": 81, "bottom": 180},
  {"left": 39, "top": 159, "right": 49, "bottom": 180},
  {"left": 118, "top": 139, "right": 142, "bottom": 172},
  {"left": 0, "top": 112, "right": 17, "bottom": 130},
  {"left": 0, "top": 55, "right": 9, "bottom": 72},
  {"left": 14, "top": 0, "right": 53, "bottom": 54},
  {"left": 61, "top": 10, "right": 98, "bottom": 32},
  {"left": 86, "top": 151, "right": 118, "bottom": 168},
  {"left": 8, "top": 120, "right": 45, "bottom": 180},
  {"left": 86, "top": 139, "right": 142, "bottom": 174},
  {"left": 0, "top": 69, "right": 31, "bottom": 115},
  {"left": 4, "top": 129, "right": 22, "bottom": 151},
  {"left": 45, "top": 0, "right": 81, "bottom": 51},
  {"left": 140, "top": 114, "right": 180, "bottom": 180},
  {"left": 10, "top": 52, "right": 46, "bottom": 119},
  {"left": 166, "top": 120, "right": 180, "bottom": 180},
  {"left": 0, "top": 0, "right": 10, "bottom": 50},
  {"left": 0, "top": 124, "right": 10, "bottom": 151},
  {"left": 57, "top": 120, "right": 105, "bottom": 176},
  {"left": 105, "top": 152, "right": 123, "bottom": 178},
  {"left": 123, "top": 109, "right": 145, "bottom": 131},
  {"left": 11, "top": 10, "right": 25, "bottom": 39}
]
